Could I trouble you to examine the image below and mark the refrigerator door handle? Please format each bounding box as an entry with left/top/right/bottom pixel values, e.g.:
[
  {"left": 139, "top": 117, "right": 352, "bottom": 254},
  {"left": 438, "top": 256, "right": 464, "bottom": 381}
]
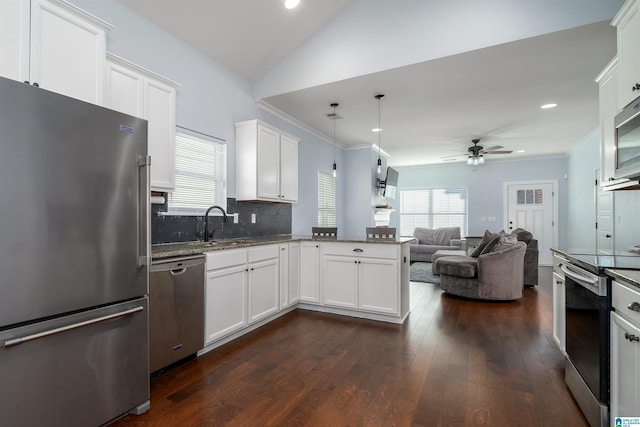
[
  {"left": 3, "top": 306, "right": 145, "bottom": 349},
  {"left": 138, "top": 155, "right": 151, "bottom": 267}
]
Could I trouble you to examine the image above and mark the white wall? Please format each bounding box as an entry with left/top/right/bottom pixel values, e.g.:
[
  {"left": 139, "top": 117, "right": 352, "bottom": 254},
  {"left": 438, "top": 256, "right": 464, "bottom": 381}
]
[
  {"left": 391, "top": 156, "right": 568, "bottom": 247},
  {"left": 566, "top": 130, "right": 599, "bottom": 250}
]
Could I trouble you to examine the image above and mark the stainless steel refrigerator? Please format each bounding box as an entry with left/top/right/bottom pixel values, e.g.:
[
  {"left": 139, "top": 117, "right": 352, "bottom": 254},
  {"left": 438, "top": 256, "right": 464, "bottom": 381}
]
[{"left": 0, "top": 77, "right": 151, "bottom": 426}]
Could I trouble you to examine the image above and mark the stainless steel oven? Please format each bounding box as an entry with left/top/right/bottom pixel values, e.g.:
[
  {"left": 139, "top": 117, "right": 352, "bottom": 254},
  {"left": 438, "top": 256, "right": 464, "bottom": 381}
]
[{"left": 562, "top": 260, "right": 609, "bottom": 427}]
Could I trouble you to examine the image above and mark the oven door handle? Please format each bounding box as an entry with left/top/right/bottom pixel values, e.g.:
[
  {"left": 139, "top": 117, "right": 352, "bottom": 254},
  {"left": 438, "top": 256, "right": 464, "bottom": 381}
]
[{"left": 560, "top": 263, "right": 599, "bottom": 293}]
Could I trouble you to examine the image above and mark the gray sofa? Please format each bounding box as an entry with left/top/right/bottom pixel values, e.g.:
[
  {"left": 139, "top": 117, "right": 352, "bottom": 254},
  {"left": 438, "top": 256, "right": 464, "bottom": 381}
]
[
  {"left": 409, "top": 227, "right": 461, "bottom": 262},
  {"left": 436, "top": 240, "right": 527, "bottom": 301}
]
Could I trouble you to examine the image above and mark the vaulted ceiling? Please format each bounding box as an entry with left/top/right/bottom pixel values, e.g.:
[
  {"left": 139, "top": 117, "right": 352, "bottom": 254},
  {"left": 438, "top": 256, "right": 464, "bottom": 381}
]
[{"left": 118, "top": 0, "right": 623, "bottom": 166}]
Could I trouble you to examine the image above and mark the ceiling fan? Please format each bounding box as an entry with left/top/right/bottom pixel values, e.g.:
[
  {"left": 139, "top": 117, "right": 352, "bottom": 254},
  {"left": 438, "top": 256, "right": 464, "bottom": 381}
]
[{"left": 441, "top": 138, "right": 513, "bottom": 165}]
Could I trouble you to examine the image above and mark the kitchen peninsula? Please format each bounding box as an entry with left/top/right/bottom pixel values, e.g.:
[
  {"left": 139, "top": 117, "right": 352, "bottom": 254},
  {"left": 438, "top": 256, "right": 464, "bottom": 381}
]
[{"left": 153, "top": 235, "right": 412, "bottom": 354}]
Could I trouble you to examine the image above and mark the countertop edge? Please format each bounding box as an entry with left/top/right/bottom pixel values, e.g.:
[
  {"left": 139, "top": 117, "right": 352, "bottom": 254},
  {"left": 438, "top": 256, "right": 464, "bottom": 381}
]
[{"left": 152, "top": 235, "right": 413, "bottom": 261}]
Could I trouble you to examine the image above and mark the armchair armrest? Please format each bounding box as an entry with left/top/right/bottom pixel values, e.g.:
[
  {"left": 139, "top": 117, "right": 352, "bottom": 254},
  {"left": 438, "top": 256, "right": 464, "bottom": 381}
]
[
  {"left": 477, "top": 242, "right": 526, "bottom": 292},
  {"left": 450, "top": 238, "right": 462, "bottom": 248}
]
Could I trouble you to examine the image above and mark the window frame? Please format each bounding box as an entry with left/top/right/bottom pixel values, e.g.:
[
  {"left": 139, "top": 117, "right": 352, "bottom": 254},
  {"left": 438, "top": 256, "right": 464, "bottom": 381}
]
[
  {"left": 166, "top": 130, "right": 227, "bottom": 216},
  {"left": 399, "top": 188, "right": 468, "bottom": 237},
  {"left": 317, "top": 170, "right": 336, "bottom": 227}
]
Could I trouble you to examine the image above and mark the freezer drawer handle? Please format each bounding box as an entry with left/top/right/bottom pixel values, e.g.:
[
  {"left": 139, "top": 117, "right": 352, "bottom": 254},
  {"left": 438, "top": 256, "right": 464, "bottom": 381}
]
[{"left": 2, "top": 306, "right": 144, "bottom": 349}]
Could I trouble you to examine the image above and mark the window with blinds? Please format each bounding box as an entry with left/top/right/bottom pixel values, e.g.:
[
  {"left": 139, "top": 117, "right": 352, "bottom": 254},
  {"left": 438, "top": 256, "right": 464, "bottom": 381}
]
[
  {"left": 318, "top": 171, "right": 336, "bottom": 227},
  {"left": 167, "top": 131, "right": 227, "bottom": 215},
  {"left": 400, "top": 188, "right": 468, "bottom": 237}
]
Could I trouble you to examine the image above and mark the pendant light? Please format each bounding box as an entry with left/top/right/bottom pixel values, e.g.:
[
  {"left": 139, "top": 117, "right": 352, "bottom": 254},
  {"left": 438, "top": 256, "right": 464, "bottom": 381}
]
[
  {"left": 375, "top": 94, "right": 385, "bottom": 173},
  {"left": 329, "top": 103, "right": 339, "bottom": 177}
]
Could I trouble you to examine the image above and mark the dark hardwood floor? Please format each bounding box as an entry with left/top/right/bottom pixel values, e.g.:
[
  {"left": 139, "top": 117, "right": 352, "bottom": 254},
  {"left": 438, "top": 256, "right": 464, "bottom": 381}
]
[{"left": 113, "top": 267, "right": 588, "bottom": 426}]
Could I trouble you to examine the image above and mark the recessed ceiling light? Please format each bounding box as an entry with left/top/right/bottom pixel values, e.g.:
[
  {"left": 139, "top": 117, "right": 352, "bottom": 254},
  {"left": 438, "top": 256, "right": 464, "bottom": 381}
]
[
  {"left": 540, "top": 103, "right": 557, "bottom": 109},
  {"left": 516, "top": 150, "right": 526, "bottom": 153},
  {"left": 284, "top": 0, "right": 299, "bottom": 9},
  {"left": 372, "top": 128, "right": 382, "bottom": 132}
]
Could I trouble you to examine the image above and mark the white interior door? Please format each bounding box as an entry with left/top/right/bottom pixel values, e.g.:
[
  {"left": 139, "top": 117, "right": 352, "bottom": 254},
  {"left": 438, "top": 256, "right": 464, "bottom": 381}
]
[{"left": 505, "top": 181, "right": 556, "bottom": 265}]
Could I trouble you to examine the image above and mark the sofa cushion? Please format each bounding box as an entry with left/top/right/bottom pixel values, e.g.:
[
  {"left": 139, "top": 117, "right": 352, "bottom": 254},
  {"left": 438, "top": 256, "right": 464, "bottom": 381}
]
[
  {"left": 470, "top": 229, "right": 502, "bottom": 257},
  {"left": 479, "top": 235, "right": 502, "bottom": 255},
  {"left": 436, "top": 255, "right": 478, "bottom": 278},
  {"left": 491, "top": 234, "right": 519, "bottom": 252},
  {"left": 511, "top": 228, "right": 533, "bottom": 244},
  {"left": 413, "top": 227, "right": 460, "bottom": 245}
]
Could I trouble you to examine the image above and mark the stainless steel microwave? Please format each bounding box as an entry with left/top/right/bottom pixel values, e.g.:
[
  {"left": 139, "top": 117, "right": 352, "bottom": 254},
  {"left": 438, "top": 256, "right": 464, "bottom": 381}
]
[{"left": 615, "top": 97, "right": 640, "bottom": 180}]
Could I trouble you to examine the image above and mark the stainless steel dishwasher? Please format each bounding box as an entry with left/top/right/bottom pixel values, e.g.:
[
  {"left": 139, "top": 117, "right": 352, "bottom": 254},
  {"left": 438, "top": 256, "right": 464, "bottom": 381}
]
[{"left": 149, "top": 255, "right": 205, "bottom": 373}]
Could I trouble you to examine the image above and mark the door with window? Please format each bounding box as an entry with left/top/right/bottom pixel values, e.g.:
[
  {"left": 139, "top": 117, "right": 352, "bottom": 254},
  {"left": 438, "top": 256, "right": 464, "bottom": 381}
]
[{"left": 505, "top": 181, "right": 555, "bottom": 265}]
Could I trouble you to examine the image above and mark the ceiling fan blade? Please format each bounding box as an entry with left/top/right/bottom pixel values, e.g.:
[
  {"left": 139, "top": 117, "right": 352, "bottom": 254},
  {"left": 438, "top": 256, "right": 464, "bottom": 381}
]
[
  {"left": 483, "top": 145, "right": 504, "bottom": 152},
  {"left": 486, "top": 150, "right": 513, "bottom": 154},
  {"left": 441, "top": 153, "right": 464, "bottom": 159}
]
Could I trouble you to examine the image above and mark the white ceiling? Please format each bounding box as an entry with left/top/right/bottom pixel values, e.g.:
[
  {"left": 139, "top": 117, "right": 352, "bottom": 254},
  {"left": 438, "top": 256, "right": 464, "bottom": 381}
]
[{"left": 117, "top": 0, "right": 621, "bottom": 167}]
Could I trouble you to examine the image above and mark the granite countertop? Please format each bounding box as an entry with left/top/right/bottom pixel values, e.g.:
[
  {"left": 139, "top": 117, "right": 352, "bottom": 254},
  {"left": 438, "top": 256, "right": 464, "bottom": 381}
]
[
  {"left": 152, "top": 234, "right": 414, "bottom": 261},
  {"left": 606, "top": 269, "right": 640, "bottom": 289}
]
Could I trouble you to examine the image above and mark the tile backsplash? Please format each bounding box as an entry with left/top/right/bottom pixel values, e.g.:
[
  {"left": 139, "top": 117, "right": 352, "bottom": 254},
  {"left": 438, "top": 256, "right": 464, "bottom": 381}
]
[{"left": 151, "top": 197, "right": 292, "bottom": 244}]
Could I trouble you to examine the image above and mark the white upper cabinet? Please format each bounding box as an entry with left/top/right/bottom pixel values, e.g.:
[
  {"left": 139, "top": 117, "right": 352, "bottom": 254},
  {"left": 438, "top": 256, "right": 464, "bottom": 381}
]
[
  {"left": 235, "top": 120, "right": 299, "bottom": 203},
  {"left": 0, "top": 0, "right": 112, "bottom": 105},
  {"left": 613, "top": 0, "right": 640, "bottom": 109},
  {"left": 105, "top": 54, "right": 178, "bottom": 192},
  {"left": 595, "top": 57, "right": 618, "bottom": 186}
]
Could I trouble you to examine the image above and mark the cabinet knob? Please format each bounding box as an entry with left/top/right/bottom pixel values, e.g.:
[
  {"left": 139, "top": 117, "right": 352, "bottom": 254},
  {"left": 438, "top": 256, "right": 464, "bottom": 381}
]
[
  {"left": 628, "top": 302, "right": 640, "bottom": 312},
  {"left": 605, "top": 234, "right": 612, "bottom": 238}
]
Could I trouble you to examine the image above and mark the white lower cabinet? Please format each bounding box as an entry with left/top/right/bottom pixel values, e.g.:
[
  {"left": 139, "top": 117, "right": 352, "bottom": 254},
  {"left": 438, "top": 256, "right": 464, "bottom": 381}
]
[
  {"left": 323, "top": 256, "right": 359, "bottom": 309},
  {"left": 552, "top": 271, "right": 565, "bottom": 354},
  {"left": 280, "top": 243, "right": 300, "bottom": 309},
  {"left": 611, "top": 310, "right": 640, "bottom": 419},
  {"left": 321, "top": 242, "right": 400, "bottom": 315},
  {"left": 299, "top": 242, "right": 320, "bottom": 303},
  {"left": 248, "top": 256, "right": 279, "bottom": 324},
  {"left": 205, "top": 249, "right": 248, "bottom": 345},
  {"left": 359, "top": 258, "right": 398, "bottom": 314},
  {"left": 610, "top": 279, "right": 640, "bottom": 419}
]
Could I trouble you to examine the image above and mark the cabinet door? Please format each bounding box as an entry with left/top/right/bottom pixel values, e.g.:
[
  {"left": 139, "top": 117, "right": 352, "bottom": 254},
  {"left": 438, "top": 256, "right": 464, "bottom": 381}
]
[
  {"left": 611, "top": 311, "right": 640, "bottom": 419},
  {"left": 280, "top": 133, "right": 298, "bottom": 202},
  {"left": 289, "top": 243, "right": 300, "bottom": 305},
  {"left": 552, "top": 272, "right": 565, "bottom": 354},
  {"left": 617, "top": 2, "right": 640, "bottom": 109},
  {"left": 359, "top": 258, "right": 398, "bottom": 314},
  {"left": 598, "top": 60, "right": 618, "bottom": 185},
  {"left": 248, "top": 258, "right": 279, "bottom": 324},
  {"left": 104, "top": 60, "right": 144, "bottom": 117},
  {"left": 299, "top": 242, "right": 320, "bottom": 303},
  {"left": 279, "top": 245, "right": 289, "bottom": 309},
  {"left": 31, "top": 0, "right": 107, "bottom": 104},
  {"left": 0, "top": 0, "right": 30, "bottom": 82},
  {"left": 256, "top": 124, "right": 280, "bottom": 200},
  {"left": 205, "top": 265, "right": 247, "bottom": 344},
  {"left": 322, "top": 256, "right": 358, "bottom": 309},
  {"left": 145, "top": 78, "right": 176, "bottom": 192}
]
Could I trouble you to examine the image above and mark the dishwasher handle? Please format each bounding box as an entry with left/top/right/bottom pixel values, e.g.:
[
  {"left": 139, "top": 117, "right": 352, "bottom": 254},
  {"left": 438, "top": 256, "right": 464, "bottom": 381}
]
[{"left": 150, "top": 255, "right": 205, "bottom": 273}]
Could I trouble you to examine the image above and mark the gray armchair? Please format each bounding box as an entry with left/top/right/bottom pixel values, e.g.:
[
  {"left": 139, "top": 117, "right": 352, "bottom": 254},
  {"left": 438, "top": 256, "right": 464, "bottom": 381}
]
[
  {"left": 436, "top": 241, "right": 527, "bottom": 301},
  {"left": 409, "top": 227, "right": 461, "bottom": 262}
]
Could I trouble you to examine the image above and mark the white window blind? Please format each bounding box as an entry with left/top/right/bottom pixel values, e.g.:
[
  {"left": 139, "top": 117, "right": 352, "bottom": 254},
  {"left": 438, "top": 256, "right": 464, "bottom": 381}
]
[
  {"left": 318, "top": 171, "right": 336, "bottom": 227},
  {"left": 167, "top": 131, "right": 227, "bottom": 215},
  {"left": 400, "top": 188, "right": 468, "bottom": 237}
]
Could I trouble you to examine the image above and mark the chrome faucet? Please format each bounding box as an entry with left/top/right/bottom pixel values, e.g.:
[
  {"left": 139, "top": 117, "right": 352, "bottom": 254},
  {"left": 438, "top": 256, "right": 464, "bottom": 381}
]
[{"left": 204, "top": 205, "right": 228, "bottom": 242}]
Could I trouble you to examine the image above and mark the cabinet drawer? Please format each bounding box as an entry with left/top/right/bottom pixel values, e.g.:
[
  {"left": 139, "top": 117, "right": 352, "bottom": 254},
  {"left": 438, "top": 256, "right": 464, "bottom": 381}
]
[
  {"left": 249, "top": 244, "right": 279, "bottom": 263},
  {"left": 612, "top": 280, "right": 640, "bottom": 325},
  {"left": 322, "top": 242, "right": 398, "bottom": 259},
  {"left": 553, "top": 253, "right": 567, "bottom": 276},
  {"left": 206, "top": 249, "right": 247, "bottom": 271}
]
